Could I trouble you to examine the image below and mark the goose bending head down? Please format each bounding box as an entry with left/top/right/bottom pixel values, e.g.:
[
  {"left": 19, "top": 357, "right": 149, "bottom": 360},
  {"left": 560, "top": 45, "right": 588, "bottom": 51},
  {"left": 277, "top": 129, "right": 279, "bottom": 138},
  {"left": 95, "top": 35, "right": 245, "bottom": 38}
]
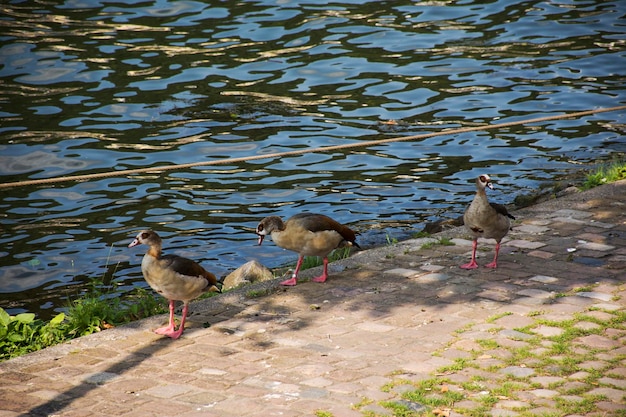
[
  {"left": 256, "top": 213, "right": 360, "bottom": 286},
  {"left": 461, "top": 174, "right": 515, "bottom": 269},
  {"left": 128, "top": 230, "right": 220, "bottom": 339}
]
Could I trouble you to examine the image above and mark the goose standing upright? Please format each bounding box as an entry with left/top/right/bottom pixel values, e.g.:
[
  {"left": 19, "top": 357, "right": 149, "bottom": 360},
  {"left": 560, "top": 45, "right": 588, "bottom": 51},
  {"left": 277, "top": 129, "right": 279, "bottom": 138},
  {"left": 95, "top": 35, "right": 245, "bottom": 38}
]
[
  {"left": 256, "top": 213, "right": 360, "bottom": 286},
  {"left": 461, "top": 174, "right": 515, "bottom": 269},
  {"left": 128, "top": 230, "right": 220, "bottom": 339}
]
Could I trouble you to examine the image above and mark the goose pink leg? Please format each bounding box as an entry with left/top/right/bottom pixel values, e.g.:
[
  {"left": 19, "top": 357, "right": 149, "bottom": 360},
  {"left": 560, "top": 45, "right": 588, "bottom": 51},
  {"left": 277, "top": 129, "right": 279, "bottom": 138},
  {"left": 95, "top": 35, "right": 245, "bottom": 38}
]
[
  {"left": 485, "top": 243, "right": 501, "bottom": 269},
  {"left": 281, "top": 256, "right": 305, "bottom": 286},
  {"left": 155, "top": 300, "right": 177, "bottom": 335},
  {"left": 155, "top": 300, "right": 187, "bottom": 339},
  {"left": 311, "top": 257, "right": 329, "bottom": 283},
  {"left": 460, "top": 239, "right": 479, "bottom": 269}
]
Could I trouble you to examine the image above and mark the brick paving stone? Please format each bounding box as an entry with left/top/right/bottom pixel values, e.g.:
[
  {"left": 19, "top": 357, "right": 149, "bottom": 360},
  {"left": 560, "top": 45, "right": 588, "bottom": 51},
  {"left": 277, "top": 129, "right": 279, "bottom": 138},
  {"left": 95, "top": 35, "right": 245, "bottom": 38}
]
[
  {"left": 575, "top": 334, "right": 621, "bottom": 349},
  {"left": 449, "top": 338, "right": 483, "bottom": 352},
  {"left": 577, "top": 291, "right": 614, "bottom": 301},
  {"left": 476, "top": 289, "right": 512, "bottom": 301},
  {"left": 507, "top": 240, "right": 547, "bottom": 249},
  {"left": 384, "top": 268, "right": 419, "bottom": 277},
  {"left": 598, "top": 377, "right": 626, "bottom": 389},
  {"left": 440, "top": 348, "right": 473, "bottom": 360},
  {"left": 574, "top": 321, "right": 603, "bottom": 331},
  {"left": 530, "top": 376, "right": 564, "bottom": 387},
  {"left": 607, "top": 367, "right": 626, "bottom": 378},
  {"left": 528, "top": 250, "right": 555, "bottom": 259},
  {"left": 499, "top": 366, "right": 535, "bottom": 378},
  {"left": 496, "top": 400, "right": 529, "bottom": 410},
  {"left": 420, "top": 263, "right": 446, "bottom": 272},
  {"left": 499, "top": 329, "right": 534, "bottom": 340},
  {"left": 561, "top": 380, "right": 591, "bottom": 394},
  {"left": 144, "top": 383, "right": 199, "bottom": 399},
  {"left": 516, "top": 288, "right": 555, "bottom": 299},
  {"left": 578, "top": 241, "right": 616, "bottom": 251},
  {"left": 514, "top": 296, "right": 553, "bottom": 306},
  {"left": 596, "top": 401, "right": 626, "bottom": 413},
  {"left": 605, "top": 328, "right": 625, "bottom": 338},
  {"left": 526, "top": 406, "right": 560, "bottom": 416},
  {"left": 532, "top": 325, "right": 564, "bottom": 337},
  {"left": 529, "top": 274, "right": 559, "bottom": 283},
  {"left": 554, "top": 295, "right": 598, "bottom": 309},
  {"left": 490, "top": 408, "right": 520, "bottom": 416},
  {"left": 496, "top": 338, "right": 530, "bottom": 349},
  {"left": 568, "top": 371, "right": 593, "bottom": 382},
  {"left": 587, "top": 387, "right": 625, "bottom": 402},
  {"left": 593, "top": 302, "right": 623, "bottom": 311}
]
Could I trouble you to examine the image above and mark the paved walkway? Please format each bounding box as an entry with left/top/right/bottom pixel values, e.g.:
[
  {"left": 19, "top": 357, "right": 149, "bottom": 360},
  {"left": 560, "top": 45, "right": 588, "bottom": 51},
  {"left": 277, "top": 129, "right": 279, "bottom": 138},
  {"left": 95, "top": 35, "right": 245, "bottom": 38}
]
[{"left": 1, "top": 180, "right": 625, "bottom": 417}]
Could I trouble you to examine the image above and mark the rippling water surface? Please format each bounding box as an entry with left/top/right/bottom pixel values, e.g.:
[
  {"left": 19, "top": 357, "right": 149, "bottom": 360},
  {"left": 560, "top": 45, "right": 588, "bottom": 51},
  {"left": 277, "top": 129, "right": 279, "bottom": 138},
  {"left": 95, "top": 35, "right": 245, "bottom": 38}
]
[{"left": 1, "top": 0, "right": 625, "bottom": 318}]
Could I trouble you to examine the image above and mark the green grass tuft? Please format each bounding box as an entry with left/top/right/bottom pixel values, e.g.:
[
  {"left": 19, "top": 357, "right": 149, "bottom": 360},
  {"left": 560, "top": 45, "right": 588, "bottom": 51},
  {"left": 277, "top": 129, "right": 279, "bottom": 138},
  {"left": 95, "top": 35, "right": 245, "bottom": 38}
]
[{"left": 581, "top": 159, "right": 626, "bottom": 190}]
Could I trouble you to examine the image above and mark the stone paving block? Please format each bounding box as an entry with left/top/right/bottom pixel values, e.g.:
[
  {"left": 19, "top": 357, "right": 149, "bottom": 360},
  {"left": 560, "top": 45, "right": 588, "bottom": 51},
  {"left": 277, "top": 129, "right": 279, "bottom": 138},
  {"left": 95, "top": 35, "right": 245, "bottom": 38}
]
[
  {"left": 530, "top": 388, "right": 560, "bottom": 398},
  {"left": 326, "top": 381, "right": 361, "bottom": 395},
  {"left": 506, "top": 239, "right": 547, "bottom": 249},
  {"left": 548, "top": 209, "right": 592, "bottom": 219},
  {"left": 587, "top": 387, "right": 625, "bottom": 402},
  {"left": 513, "top": 297, "right": 551, "bottom": 306},
  {"left": 384, "top": 268, "right": 420, "bottom": 277},
  {"left": 355, "top": 322, "right": 396, "bottom": 333},
  {"left": 528, "top": 250, "right": 555, "bottom": 259},
  {"left": 530, "top": 376, "right": 564, "bottom": 388},
  {"left": 403, "top": 356, "right": 454, "bottom": 374},
  {"left": 574, "top": 321, "right": 602, "bottom": 331},
  {"left": 529, "top": 274, "right": 559, "bottom": 283},
  {"left": 585, "top": 220, "right": 617, "bottom": 229},
  {"left": 577, "top": 241, "right": 616, "bottom": 251},
  {"left": 577, "top": 291, "right": 614, "bottom": 301},
  {"left": 527, "top": 406, "right": 560, "bottom": 416},
  {"left": 301, "top": 376, "right": 333, "bottom": 388},
  {"left": 499, "top": 366, "right": 535, "bottom": 378},
  {"left": 516, "top": 288, "right": 555, "bottom": 299},
  {"left": 607, "top": 367, "right": 626, "bottom": 378},
  {"left": 416, "top": 272, "right": 451, "bottom": 284},
  {"left": 494, "top": 314, "right": 535, "bottom": 329},
  {"left": 144, "top": 383, "right": 199, "bottom": 399},
  {"left": 532, "top": 325, "right": 564, "bottom": 337},
  {"left": 598, "top": 377, "right": 626, "bottom": 389},
  {"left": 584, "top": 310, "right": 615, "bottom": 321},
  {"left": 575, "top": 334, "right": 620, "bottom": 349},
  {"left": 555, "top": 295, "right": 598, "bottom": 308},
  {"left": 491, "top": 408, "right": 520, "bottom": 417},
  {"left": 477, "top": 289, "right": 512, "bottom": 301},
  {"left": 496, "top": 338, "right": 530, "bottom": 349},
  {"left": 180, "top": 410, "right": 222, "bottom": 417},
  {"left": 499, "top": 329, "right": 534, "bottom": 340},
  {"left": 552, "top": 209, "right": 594, "bottom": 219},
  {"left": 515, "top": 224, "right": 550, "bottom": 234},
  {"left": 593, "top": 302, "right": 623, "bottom": 311}
]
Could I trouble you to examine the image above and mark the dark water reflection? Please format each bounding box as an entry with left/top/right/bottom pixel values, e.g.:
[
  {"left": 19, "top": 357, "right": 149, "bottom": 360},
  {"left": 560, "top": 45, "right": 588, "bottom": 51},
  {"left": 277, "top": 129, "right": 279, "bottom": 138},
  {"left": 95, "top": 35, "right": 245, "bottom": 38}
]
[{"left": 1, "top": 0, "right": 625, "bottom": 318}]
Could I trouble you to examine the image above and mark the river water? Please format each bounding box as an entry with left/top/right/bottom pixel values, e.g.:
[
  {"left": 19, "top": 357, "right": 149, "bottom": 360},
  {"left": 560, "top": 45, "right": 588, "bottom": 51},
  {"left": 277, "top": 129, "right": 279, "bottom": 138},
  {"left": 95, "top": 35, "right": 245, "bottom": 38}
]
[{"left": 1, "top": 0, "right": 625, "bottom": 318}]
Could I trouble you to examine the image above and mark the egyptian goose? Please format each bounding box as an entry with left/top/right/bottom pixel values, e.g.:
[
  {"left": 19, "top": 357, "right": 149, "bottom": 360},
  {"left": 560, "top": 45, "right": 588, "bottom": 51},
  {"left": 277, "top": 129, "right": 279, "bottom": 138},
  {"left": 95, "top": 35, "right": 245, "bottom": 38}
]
[
  {"left": 128, "top": 230, "right": 220, "bottom": 339},
  {"left": 461, "top": 174, "right": 515, "bottom": 269},
  {"left": 256, "top": 213, "right": 360, "bottom": 286}
]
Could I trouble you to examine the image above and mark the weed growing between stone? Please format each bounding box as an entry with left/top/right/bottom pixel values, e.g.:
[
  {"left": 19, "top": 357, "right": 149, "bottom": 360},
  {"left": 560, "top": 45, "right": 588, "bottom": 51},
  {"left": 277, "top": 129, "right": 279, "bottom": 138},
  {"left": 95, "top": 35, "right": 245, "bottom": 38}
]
[{"left": 351, "top": 306, "right": 625, "bottom": 417}]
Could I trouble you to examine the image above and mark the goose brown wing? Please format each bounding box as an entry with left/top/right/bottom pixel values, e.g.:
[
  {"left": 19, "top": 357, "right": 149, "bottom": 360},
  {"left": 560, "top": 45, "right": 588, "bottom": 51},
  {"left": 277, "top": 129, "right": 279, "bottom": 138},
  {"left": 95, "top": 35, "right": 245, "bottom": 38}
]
[
  {"left": 290, "top": 213, "right": 360, "bottom": 248},
  {"left": 490, "top": 202, "right": 515, "bottom": 220},
  {"left": 161, "top": 254, "right": 218, "bottom": 286}
]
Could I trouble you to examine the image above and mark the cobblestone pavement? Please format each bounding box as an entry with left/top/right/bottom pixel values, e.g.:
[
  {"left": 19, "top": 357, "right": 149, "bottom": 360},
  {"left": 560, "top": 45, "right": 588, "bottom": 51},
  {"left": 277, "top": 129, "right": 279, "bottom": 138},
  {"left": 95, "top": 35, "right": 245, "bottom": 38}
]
[{"left": 1, "top": 180, "right": 625, "bottom": 417}]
